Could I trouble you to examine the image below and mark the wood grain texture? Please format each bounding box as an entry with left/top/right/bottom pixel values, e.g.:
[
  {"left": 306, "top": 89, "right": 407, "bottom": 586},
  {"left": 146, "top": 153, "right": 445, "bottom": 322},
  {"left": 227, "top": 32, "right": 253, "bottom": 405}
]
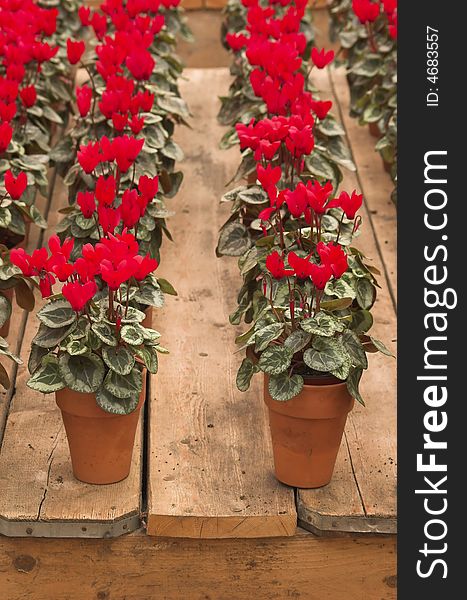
[
  {"left": 298, "top": 69, "right": 396, "bottom": 534},
  {"left": 0, "top": 178, "right": 143, "bottom": 537},
  {"left": 0, "top": 529, "right": 397, "bottom": 600},
  {"left": 147, "top": 68, "right": 297, "bottom": 539}
]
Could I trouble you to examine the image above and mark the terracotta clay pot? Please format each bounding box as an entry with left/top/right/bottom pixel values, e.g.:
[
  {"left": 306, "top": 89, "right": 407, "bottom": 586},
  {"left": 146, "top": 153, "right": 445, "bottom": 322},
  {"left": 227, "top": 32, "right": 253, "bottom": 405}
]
[
  {"left": 264, "top": 375, "right": 354, "bottom": 488},
  {"left": 142, "top": 306, "right": 153, "bottom": 329},
  {"left": 368, "top": 121, "right": 381, "bottom": 138},
  {"left": 383, "top": 158, "right": 393, "bottom": 174},
  {"left": 247, "top": 171, "right": 257, "bottom": 185},
  {"left": 0, "top": 288, "right": 14, "bottom": 339},
  {"left": 55, "top": 374, "right": 146, "bottom": 485}
]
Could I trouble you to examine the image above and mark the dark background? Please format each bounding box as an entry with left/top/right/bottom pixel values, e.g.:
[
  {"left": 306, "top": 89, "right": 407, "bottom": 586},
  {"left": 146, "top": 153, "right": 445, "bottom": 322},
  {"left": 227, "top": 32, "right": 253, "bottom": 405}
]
[{"left": 398, "top": 2, "right": 464, "bottom": 596}]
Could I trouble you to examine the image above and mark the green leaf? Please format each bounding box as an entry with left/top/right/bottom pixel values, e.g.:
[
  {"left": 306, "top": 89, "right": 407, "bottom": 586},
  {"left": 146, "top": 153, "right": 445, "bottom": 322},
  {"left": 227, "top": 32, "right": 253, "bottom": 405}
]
[
  {"left": 300, "top": 312, "right": 345, "bottom": 337},
  {"left": 91, "top": 322, "right": 117, "bottom": 347},
  {"left": 324, "top": 137, "right": 356, "bottom": 172},
  {"left": 342, "top": 330, "right": 368, "bottom": 369},
  {"left": 102, "top": 345, "right": 135, "bottom": 375},
  {"left": 0, "top": 207, "right": 12, "bottom": 229},
  {"left": 66, "top": 338, "right": 88, "bottom": 356},
  {"left": 284, "top": 330, "right": 312, "bottom": 354},
  {"left": 330, "top": 355, "right": 352, "bottom": 380},
  {"left": 0, "top": 294, "right": 12, "bottom": 328},
  {"left": 43, "top": 105, "right": 64, "bottom": 124},
  {"left": 96, "top": 386, "right": 140, "bottom": 415},
  {"left": 121, "top": 324, "right": 145, "bottom": 346},
  {"left": 347, "top": 368, "right": 365, "bottom": 406},
  {"left": 363, "top": 104, "right": 383, "bottom": 123},
  {"left": 369, "top": 336, "right": 395, "bottom": 358},
  {"left": 49, "top": 137, "right": 74, "bottom": 163},
  {"left": 217, "top": 222, "right": 251, "bottom": 257},
  {"left": 236, "top": 357, "right": 257, "bottom": 392},
  {"left": 254, "top": 323, "right": 284, "bottom": 353},
  {"left": 134, "top": 283, "right": 165, "bottom": 307},
  {"left": 0, "top": 361, "right": 10, "bottom": 390},
  {"left": 161, "top": 140, "right": 184, "bottom": 161},
  {"left": 325, "top": 277, "right": 356, "bottom": 299},
  {"left": 157, "top": 95, "right": 190, "bottom": 119},
  {"left": 135, "top": 346, "right": 158, "bottom": 374},
  {"left": 351, "top": 56, "right": 383, "bottom": 77},
  {"left": 320, "top": 297, "right": 353, "bottom": 311},
  {"left": 238, "top": 186, "right": 268, "bottom": 205},
  {"left": 317, "top": 117, "right": 345, "bottom": 137},
  {"left": 104, "top": 366, "right": 143, "bottom": 399},
  {"left": 58, "top": 352, "right": 105, "bottom": 393},
  {"left": 30, "top": 205, "right": 47, "bottom": 229},
  {"left": 27, "top": 355, "right": 65, "bottom": 393},
  {"left": 121, "top": 306, "right": 146, "bottom": 324},
  {"left": 258, "top": 346, "right": 293, "bottom": 375},
  {"left": 33, "top": 322, "right": 76, "bottom": 349},
  {"left": 37, "top": 299, "right": 76, "bottom": 329},
  {"left": 268, "top": 373, "right": 304, "bottom": 402},
  {"left": 303, "top": 337, "right": 347, "bottom": 372},
  {"left": 13, "top": 279, "right": 35, "bottom": 311},
  {"left": 352, "top": 310, "right": 374, "bottom": 334},
  {"left": 28, "top": 344, "right": 48, "bottom": 374},
  {"left": 157, "top": 278, "right": 177, "bottom": 296},
  {"left": 356, "top": 278, "right": 376, "bottom": 310}
]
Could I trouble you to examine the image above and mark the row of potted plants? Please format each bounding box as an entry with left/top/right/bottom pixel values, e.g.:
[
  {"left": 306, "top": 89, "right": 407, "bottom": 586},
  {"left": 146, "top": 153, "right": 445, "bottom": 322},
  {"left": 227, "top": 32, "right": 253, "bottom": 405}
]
[
  {"left": 217, "top": 0, "right": 357, "bottom": 258},
  {"left": 218, "top": 0, "right": 393, "bottom": 488},
  {"left": 0, "top": 0, "right": 84, "bottom": 386},
  {"left": 330, "top": 0, "right": 397, "bottom": 202},
  {"left": 2, "top": 0, "right": 188, "bottom": 485}
]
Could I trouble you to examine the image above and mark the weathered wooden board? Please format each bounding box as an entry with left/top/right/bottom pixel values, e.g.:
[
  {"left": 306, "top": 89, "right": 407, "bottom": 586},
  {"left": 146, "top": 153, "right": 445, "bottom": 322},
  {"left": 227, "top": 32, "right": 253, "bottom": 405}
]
[
  {"left": 0, "top": 529, "right": 397, "bottom": 600},
  {"left": 146, "top": 68, "right": 297, "bottom": 539},
  {"left": 0, "top": 178, "right": 143, "bottom": 538},
  {"left": 298, "top": 69, "right": 396, "bottom": 534}
]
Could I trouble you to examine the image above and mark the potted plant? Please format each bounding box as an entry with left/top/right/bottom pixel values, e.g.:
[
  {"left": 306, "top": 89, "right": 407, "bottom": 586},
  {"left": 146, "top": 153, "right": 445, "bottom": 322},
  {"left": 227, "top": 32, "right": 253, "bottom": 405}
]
[
  {"left": 218, "top": 0, "right": 393, "bottom": 488},
  {"left": 11, "top": 231, "right": 167, "bottom": 484},
  {"left": 234, "top": 166, "right": 393, "bottom": 488},
  {"left": 51, "top": 0, "right": 190, "bottom": 263}
]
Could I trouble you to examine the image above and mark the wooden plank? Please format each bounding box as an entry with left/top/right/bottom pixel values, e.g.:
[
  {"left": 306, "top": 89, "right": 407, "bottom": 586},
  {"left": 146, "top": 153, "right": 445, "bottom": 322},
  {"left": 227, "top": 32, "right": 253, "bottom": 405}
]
[
  {"left": 298, "top": 69, "right": 396, "bottom": 534},
  {"left": 0, "top": 177, "right": 143, "bottom": 538},
  {"left": 147, "top": 68, "right": 296, "bottom": 539},
  {"left": 0, "top": 529, "right": 397, "bottom": 600}
]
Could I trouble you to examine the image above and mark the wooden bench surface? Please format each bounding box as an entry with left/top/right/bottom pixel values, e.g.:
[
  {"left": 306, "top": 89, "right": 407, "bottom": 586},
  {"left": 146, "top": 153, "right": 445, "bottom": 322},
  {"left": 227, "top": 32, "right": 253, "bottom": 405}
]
[{"left": 0, "top": 67, "right": 396, "bottom": 540}]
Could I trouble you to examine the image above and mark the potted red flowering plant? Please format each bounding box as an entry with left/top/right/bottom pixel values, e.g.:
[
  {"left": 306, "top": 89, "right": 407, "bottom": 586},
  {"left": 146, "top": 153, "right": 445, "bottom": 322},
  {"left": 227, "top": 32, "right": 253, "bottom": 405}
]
[
  {"left": 11, "top": 230, "right": 166, "bottom": 484},
  {"left": 51, "top": 0, "right": 190, "bottom": 263},
  {"left": 0, "top": 0, "right": 81, "bottom": 340},
  {"left": 218, "top": 0, "right": 393, "bottom": 489},
  {"left": 235, "top": 165, "right": 393, "bottom": 488}
]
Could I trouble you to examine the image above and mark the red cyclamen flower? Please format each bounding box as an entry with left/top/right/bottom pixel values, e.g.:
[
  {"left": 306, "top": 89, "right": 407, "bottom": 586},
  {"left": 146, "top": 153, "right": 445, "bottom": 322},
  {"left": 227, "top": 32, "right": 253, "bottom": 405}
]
[
  {"left": 4, "top": 170, "right": 27, "bottom": 200},
  {"left": 266, "top": 251, "right": 294, "bottom": 279},
  {"left": 76, "top": 86, "right": 92, "bottom": 118},
  {"left": 67, "top": 39, "right": 85, "bottom": 65},
  {"left": 311, "top": 47, "right": 335, "bottom": 69},
  {"left": 20, "top": 86, "right": 37, "bottom": 108},
  {"left": 63, "top": 281, "right": 97, "bottom": 312}
]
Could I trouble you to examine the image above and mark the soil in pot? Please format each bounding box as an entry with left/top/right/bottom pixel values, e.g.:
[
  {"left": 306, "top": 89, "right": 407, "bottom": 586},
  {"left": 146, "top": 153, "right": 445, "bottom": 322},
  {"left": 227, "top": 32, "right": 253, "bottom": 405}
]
[
  {"left": 264, "top": 375, "right": 354, "bottom": 488},
  {"left": 55, "top": 373, "right": 146, "bottom": 485}
]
